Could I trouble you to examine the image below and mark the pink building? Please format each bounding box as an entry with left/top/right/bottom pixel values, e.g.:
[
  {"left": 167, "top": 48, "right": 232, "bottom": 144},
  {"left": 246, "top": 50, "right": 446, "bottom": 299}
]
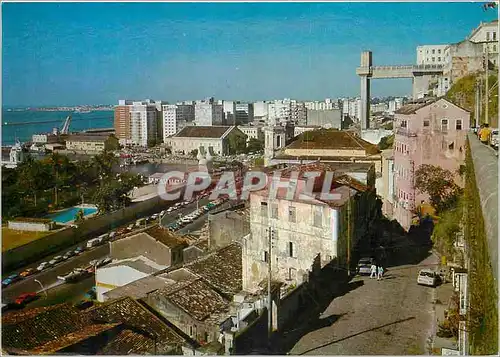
[{"left": 392, "top": 98, "right": 470, "bottom": 230}]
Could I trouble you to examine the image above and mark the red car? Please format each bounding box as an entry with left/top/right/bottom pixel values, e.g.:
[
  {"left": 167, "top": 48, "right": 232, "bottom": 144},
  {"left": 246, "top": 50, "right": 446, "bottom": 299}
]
[{"left": 15, "top": 292, "right": 38, "bottom": 305}]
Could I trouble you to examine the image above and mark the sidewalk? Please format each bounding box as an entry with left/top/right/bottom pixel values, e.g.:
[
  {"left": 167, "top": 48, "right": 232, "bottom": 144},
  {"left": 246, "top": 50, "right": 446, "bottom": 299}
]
[{"left": 430, "top": 281, "right": 458, "bottom": 354}]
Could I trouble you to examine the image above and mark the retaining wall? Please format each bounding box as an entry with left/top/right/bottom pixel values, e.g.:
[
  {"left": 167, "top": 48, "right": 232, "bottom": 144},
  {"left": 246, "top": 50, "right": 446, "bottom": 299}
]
[{"left": 467, "top": 133, "right": 498, "bottom": 283}]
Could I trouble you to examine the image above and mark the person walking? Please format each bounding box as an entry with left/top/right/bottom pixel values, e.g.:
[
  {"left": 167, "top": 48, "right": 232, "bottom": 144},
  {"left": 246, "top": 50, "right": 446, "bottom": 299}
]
[
  {"left": 370, "top": 263, "right": 377, "bottom": 279},
  {"left": 377, "top": 266, "right": 384, "bottom": 281},
  {"left": 480, "top": 124, "right": 492, "bottom": 145}
]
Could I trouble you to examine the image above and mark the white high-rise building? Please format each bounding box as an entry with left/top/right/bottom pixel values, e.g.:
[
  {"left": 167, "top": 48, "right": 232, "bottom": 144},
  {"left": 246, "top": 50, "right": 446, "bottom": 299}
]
[
  {"left": 130, "top": 100, "right": 160, "bottom": 147},
  {"left": 194, "top": 98, "right": 223, "bottom": 126},
  {"left": 268, "top": 100, "right": 291, "bottom": 126},
  {"left": 253, "top": 101, "right": 269, "bottom": 119},
  {"left": 416, "top": 45, "right": 449, "bottom": 65},
  {"left": 162, "top": 104, "right": 195, "bottom": 140},
  {"left": 267, "top": 99, "right": 306, "bottom": 125},
  {"left": 304, "top": 98, "right": 339, "bottom": 111},
  {"left": 468, "top": 20, "right": 499, "bottom": 66}
]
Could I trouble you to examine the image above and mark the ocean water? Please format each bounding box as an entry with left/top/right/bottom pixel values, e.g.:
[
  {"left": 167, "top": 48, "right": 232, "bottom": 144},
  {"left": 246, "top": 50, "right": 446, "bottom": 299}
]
[{"left": 2, "top": 110, "right": 114, "bottom": 146}]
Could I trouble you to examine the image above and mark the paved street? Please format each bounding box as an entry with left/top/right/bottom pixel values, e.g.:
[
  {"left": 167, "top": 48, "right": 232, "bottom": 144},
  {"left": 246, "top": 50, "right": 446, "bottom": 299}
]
[{"left": 275, "top": 231, "right": 438, "bottom": 355}]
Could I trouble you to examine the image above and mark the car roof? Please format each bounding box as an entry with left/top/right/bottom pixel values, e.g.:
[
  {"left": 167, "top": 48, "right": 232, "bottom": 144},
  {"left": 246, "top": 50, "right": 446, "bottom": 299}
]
[{"left": 419, "top": 268, "right": 435, "bottom": 273}]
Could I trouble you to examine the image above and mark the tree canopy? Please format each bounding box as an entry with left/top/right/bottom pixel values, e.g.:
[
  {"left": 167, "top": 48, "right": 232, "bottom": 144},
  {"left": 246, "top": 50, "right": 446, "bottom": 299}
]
[
  {"left": 2, "top": 150, "right": 143, "bottom": 219},
  {"left": 414, "top": 164, "right": 462, "bottom": 213}
]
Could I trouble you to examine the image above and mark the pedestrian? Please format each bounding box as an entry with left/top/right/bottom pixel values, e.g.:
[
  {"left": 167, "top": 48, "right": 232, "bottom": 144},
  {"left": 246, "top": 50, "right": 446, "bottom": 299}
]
[
  {"left": 480, "top": 124, "right": 492, "bottom": 145},
  {"left": 377, "top": 266, "right": 384, "bottom": 280},
  {"left": 370, "top": 263, "right": 377, "bottom": 279}
]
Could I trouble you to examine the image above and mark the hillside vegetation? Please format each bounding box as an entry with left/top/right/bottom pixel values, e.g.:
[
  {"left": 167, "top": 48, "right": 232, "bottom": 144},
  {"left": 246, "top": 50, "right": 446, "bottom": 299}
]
[{"left": 446, "top": 73, "right": 498, "bottom": 127}]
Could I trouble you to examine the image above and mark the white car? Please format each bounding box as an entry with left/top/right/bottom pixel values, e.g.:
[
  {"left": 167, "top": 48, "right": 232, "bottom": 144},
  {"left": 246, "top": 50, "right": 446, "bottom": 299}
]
[
  {"left": 490, "top": 129, "right": 498, "bottom": 149},
  {"left": 417, "top": 269, "right": 438, "bottom": 287},
  {"left": 37, "top": 262, "right": 49, "bottom": 271},
  {"left": 49, "top": 256, "right": 63, "bottom": 265},
  {"left": 127, "top": 224, "right": 134, "bottom": 231}
]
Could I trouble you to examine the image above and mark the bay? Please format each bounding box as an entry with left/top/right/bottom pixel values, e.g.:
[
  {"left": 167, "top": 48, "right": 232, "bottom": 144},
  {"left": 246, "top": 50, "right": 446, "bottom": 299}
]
[{"left": 2, "top": 110, "right": 114, "bottom": 146}]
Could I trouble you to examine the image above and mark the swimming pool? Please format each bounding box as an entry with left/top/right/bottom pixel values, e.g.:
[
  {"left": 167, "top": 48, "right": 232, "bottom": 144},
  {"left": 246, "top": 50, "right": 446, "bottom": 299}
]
[{"left": 45, "top": 206, "right": 98, "bottom": 224}]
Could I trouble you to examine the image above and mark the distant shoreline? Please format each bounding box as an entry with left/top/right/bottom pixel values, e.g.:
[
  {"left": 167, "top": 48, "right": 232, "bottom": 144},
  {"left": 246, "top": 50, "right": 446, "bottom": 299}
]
[{"left": 3, "top": 107, "right": 114, "bottom": 112}]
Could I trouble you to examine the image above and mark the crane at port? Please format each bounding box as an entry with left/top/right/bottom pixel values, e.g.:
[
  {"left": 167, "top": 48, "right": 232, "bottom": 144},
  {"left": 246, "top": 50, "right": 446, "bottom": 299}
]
[{"left": 60, "top": 115, "right": 72, "bottom": 134}]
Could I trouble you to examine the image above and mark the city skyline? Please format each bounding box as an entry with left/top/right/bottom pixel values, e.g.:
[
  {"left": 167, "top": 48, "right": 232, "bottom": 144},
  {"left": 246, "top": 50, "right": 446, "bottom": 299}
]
[{"left": 3, "top": 2, "right": 497, "bottom": 106}]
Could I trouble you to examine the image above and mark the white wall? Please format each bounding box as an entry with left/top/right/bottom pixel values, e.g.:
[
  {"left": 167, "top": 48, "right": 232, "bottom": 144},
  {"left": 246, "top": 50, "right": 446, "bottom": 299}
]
[
  {"left": 416, "top": 45, "right": 449, "bottom": 65},
  {"left": 96, "top": 265, "right": 149, "bottom": 302}
]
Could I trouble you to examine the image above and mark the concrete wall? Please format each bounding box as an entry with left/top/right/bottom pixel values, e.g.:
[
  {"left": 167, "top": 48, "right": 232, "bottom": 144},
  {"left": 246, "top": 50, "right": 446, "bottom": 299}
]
[
  {"left": 361, "top": 129, "right": 393, "bottom": 145},
  {"left": 146, "top": 294, "right": 220, "bottom": 344},
  {"left": 306, "top": 109, "right": 342, "bottom": 129},
  {"left": 110, "top": 233, "right": 173, "bottom": 266},
  {"left": 208, "top": 210, "right": 250, "bottom": 251},
  {"left": 467, "top": 133, "right": 498, "bottom": 282},
  {"left": 8, "top": 221, "right": 54, "bottom": 232}
]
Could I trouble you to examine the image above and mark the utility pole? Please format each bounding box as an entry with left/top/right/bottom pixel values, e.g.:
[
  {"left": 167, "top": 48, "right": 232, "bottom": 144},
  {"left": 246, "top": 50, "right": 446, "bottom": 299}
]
[
  {"left": 485, "top": 45, "right": 490, "bottom": 125},
  {"left": 347, "top": 185, "right": 351, "bottom": 277},
  {"left": 475, "top": 78, "right": 480, "bottom": 127},
  {"left": 267, "top": 225, "right": 273, "bottom": 339}
]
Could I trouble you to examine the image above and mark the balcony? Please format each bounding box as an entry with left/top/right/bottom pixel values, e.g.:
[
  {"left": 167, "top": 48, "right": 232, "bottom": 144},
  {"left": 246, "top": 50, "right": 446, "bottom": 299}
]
[{"left": 396, "top": 127, "right": 417, "bottom": 137}]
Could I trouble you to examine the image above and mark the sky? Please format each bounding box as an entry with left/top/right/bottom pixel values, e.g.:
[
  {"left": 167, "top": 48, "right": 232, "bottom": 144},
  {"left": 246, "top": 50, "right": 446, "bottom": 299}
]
[{"left": 2, "top": 2, "right": 498, "bottom": 106}]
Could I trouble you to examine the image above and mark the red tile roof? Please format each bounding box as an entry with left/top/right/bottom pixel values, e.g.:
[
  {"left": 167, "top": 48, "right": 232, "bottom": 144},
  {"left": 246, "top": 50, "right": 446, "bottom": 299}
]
[
  {"left": 174, "top": 126, "right": 232, "bottom": 138},
  {"left": 285, "top": 129, "right": 380, "bottom": 155}
]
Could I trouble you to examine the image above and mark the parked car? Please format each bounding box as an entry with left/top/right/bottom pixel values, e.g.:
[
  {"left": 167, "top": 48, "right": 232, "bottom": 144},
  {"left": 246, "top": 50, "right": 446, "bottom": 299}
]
[
  {"left": 490, "top": 129, "right": 498, "bottom": 149},
  {"left": 357, "top": 257, "right": 375, "bottom": 275},
  {"left": 20, "top": 268, "right": 35, "bottom": 278},
  {"left": 37, "top": 262, "right": 49, "bottom": 271},
  {"left": 49, "top": 256, "right": 63, "bottom": 266},
  {"left": 417, "top": 269, "right": 438, "bottom": 287},
  {"left": 15, "top": 292, "right": 38, "bottom": 305},
  {"left": 74, "top": 247, "right": 84, "bottom": 255},
  {"left": 63, "top": 250, "right": 76, "bottom": 259},
  {"left": 151, "top": 213, "right": 159, "bottom": 220},
  {"left": 109, "top": 231, "right": 116, "bottom": 239},
  {"left": 135, "top": 218, "right": 146, "bottom": 228},
  {"left": 2, "top": 278, "right": 13, "bottom": 287},
  {"left": 97, "top": 257, "right": 112, "bottom": 267},
  {"left": 86, "top": 238, "right": 101, "bottom": 249}
]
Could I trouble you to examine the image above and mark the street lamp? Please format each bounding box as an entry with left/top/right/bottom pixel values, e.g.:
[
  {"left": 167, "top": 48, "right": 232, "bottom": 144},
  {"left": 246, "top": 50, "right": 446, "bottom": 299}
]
[{"left": 34, "top": 279, "right": 48, "bottom": 298}]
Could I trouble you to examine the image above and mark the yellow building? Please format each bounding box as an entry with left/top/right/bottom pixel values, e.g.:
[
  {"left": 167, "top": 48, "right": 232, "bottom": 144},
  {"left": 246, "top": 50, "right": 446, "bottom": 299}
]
[{"left": 66, "top": 134, "right": 119, "bottom": 152}]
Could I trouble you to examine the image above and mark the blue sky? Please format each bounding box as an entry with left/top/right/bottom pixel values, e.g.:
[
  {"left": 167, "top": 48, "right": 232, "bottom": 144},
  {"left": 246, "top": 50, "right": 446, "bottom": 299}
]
[{"left": 2, "top": 2, "right": 497, "bottom": 106}]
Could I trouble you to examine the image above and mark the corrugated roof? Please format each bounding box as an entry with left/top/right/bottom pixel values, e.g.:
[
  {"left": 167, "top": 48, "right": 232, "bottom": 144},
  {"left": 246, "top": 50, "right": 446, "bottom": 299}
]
[
  {"left": 173, "top": 126, "right": 232, "bottom": 138},
  {"left": 285, "top": 129, "right": 380, "bottom": 155}
]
